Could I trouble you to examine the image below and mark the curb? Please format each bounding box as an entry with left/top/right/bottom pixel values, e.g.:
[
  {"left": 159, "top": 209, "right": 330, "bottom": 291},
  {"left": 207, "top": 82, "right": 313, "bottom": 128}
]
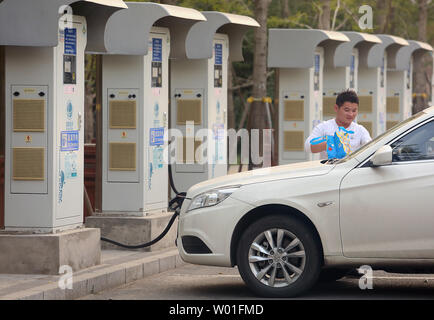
[{"left": 0, "top": 249, "right": 185, "bottom": 300}]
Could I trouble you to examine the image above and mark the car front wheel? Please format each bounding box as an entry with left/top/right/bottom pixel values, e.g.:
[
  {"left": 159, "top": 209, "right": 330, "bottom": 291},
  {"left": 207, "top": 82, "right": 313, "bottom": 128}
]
[{"left": 236, "top": 214, "right": 322, "bottom": 298}]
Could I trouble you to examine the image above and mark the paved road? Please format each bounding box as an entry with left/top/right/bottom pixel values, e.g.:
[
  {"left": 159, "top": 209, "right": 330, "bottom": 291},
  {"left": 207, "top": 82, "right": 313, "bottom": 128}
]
[{"left": 80, "top": 263, "right": 434, "bottom": 300}]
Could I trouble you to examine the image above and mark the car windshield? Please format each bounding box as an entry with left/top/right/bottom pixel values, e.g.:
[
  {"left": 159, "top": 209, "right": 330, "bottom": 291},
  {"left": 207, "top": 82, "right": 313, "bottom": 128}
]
[{"left": 335, "top": 111, "right": 427, "bottom": 164}]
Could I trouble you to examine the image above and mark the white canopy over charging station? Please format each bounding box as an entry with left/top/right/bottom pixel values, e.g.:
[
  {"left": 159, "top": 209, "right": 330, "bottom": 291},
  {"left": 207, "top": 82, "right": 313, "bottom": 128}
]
[
  {"left": 368, "top": 35, "right": 409, "bottom": 69},
  {"left": 322, "top": 32, "right": 381, "bottom": 121},
  {"left": 333, "top": 32, "right": 382, "bottom": 68},
  {"left": 268, "top": 29, "right": 348, "bottom": 164},
  {"left": 0, "top": 0, "right": 127, "bottom": 52},
  {"left": 104, "top": 2, "right": 205, "bottom": 58},
  {"left": 395, "top": 40, "right": 433, "bottom": 70},
  {"left": 268, "top": 29, "right": 349, "bottom": 68},
  {"left": 185, "top": 12, "right": 259, "bottom": 61},
  {"left": 386, "top": 40, "right": 433, "bottom": 128},
  {"left": 170, "top": 12, "right": 259, "bottom": 197}
]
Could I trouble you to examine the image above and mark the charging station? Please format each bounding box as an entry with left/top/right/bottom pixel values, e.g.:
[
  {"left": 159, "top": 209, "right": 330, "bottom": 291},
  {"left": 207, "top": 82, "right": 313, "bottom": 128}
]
[
  {"left": 100, "top": 2, "right": 204, "bottom": 214},
  {"left": 387, "top": 40, "right": 433, "bottom": 128},
  {"left": 354, "top": 34, "right": 408, "bottom": 138},
  {"left": 268, "top": 29, "right": 349, "bottom": 164},
  {"left": 0, "top": 0, "right": 126, "bottom": 274},
  {"left": 169, "top": 12, "right": 259, "bottom": 197},
  {"left": 84, "top": 2, "right": 206, "bottom": 251},
  {"left": 322, "top": 32, "right": 381, "bottom": 121}
]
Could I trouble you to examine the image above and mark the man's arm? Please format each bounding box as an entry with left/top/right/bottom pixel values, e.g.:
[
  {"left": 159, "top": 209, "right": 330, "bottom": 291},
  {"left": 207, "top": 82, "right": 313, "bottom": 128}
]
[
  {"left": 304, "top": 123, "right": 326, "bottom": 154},
  {"left": 310, "top": 141, "right": 327, "bottom": 153},
  {"left": 360, "top": 126, "right": 372, "bottom": 145}
]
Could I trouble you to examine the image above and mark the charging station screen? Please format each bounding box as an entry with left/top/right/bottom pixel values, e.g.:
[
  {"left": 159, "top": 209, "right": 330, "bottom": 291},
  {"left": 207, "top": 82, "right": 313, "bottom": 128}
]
[
  {"left": 350, "top": 55, "right": 355, "bottom": 89},
  {"left": 152, "top": 38, "right": 162, "bottom": 88},
  {"left": 314, "top": 54, "right": 320, "bottom": 91},
  {"left": 380, "top": 57, "right": 385, "bottom": 88},
  {"left": 63, "top": 28, "right": 77, "bottom": 84},
  {"left": 214, "top": 43, "right": 223, "bottom": 88}
]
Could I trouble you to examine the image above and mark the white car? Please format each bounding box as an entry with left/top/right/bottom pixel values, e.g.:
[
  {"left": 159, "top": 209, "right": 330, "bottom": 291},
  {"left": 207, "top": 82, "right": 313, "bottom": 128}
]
[{"left": 176, "top": 106, "right": 434, "bottom": 297}]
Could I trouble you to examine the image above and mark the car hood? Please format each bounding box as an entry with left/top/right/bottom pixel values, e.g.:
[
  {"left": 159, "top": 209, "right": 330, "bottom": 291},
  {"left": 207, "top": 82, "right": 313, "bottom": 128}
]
[{"left": 186, "top": 160, "right": 335, "bottom": 198}]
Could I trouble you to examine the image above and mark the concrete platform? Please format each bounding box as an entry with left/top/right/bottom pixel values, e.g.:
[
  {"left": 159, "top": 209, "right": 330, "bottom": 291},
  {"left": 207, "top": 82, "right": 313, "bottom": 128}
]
[
  {"left": 0, "top": 247, "right": 185, "bottom": 300},
  {"left": 85, "top": 212, "right": 178, "bottom": 252},
  {"left": 0, "top": 228, "right": 101, "bottom": 275}
]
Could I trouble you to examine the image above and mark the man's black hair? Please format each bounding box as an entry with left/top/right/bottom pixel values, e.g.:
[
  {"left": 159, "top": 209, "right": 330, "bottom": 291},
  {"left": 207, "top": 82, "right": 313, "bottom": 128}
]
[{"left": 336, "top": 89, "right": 359, "bottom": 107}]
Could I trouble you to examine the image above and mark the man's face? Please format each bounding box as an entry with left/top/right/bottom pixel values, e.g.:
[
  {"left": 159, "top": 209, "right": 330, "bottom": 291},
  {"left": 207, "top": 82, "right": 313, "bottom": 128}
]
[{"left": 334, "top": 101, "right": 358, "bottom": 127}]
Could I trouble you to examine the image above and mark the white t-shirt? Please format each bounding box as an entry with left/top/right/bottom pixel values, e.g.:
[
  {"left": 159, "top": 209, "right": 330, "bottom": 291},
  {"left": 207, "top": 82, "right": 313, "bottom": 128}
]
[{"left": 304, "top": 119, "right": 372, "bottom": 159}]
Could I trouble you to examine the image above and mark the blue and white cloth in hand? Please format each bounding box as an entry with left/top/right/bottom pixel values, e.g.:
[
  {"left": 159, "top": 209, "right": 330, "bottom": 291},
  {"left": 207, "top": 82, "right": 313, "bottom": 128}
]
[{"left": 310, "top": 127, "right": 354, "bottom": 159}]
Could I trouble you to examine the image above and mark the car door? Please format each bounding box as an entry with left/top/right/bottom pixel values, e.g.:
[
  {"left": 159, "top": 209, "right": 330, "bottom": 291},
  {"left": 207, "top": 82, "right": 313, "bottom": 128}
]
[{"left": 340, "top": 118, "right": 434, "bottom": 259}]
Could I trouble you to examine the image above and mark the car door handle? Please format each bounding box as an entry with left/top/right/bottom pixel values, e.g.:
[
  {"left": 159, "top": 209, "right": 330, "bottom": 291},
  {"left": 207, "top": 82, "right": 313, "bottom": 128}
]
[{"left": 317, "top": 201, "right": 334, "bottom": 208}]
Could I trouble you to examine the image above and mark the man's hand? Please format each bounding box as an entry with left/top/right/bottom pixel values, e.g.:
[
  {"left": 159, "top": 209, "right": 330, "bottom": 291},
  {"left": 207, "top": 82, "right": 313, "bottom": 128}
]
[{"left": 310, "top": 141, "right": 327, "bottom": 153}]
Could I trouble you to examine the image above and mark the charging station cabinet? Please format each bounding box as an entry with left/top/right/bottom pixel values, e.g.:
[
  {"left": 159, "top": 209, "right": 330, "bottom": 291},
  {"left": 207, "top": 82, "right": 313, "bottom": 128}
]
[
  {"left": 388, "top": 40, "right": 433, "bottom": 128},
  {"left": 0, "top": 0, "right": 126, "bottom": 232},
  {"left": 170, "top": 12, "right": 259, "bottom": 197},
  {"left": 100, "top": 3, "right": 205, "bottom": 214},
  {"left": 354, "top": 34, "right": 408, "bottom": 138},
  {"left": 268, "top": 29, "right": 349, "bottom": 164},
  {"left": 323, "top": 32, "right": 381, "bottom": 121}
]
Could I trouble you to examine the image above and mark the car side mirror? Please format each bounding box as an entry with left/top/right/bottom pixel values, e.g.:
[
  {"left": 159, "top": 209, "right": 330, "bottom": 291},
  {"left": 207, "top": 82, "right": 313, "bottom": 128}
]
[{"left": 371, "top": 145, "right": 393, "bottom": 167}]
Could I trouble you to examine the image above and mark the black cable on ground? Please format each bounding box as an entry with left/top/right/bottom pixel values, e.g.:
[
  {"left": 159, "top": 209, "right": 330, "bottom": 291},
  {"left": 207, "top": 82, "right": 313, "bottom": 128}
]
[
  {"left": 100, "top": 162, "right": 187, "bottom": 249},
  {"left": 100, "top": 206, "right": 180, "bottom": 249}
]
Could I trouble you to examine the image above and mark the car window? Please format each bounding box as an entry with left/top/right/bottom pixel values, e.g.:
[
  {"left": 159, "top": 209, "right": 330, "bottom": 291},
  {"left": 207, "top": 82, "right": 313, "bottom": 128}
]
[
  {"left": 390, "top": 120, "right": 434, "bottom": 162},
  {"left": 336, "top": 111, "right": 427, "bottom": 163}
]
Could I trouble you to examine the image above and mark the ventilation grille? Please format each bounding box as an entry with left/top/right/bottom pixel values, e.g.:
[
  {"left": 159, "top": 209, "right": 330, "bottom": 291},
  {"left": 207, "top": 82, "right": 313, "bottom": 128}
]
[
  {"left": 109, "top": 100, "right": 136, "bottom": 129},
  {"left": 358, "top": 95, "right": 373, "bottom": 113},
  {"left": 13, "top": 99, "right": 45, "bottom": 132},
  {"left": 109, "top": 143, "right": 136, "bottom": 171},
  {"left": 13, "top": 147, "right": 45, "bottom": 180},
  {"left": 387, "top": 121, "right": 399, "bottom": 130},
  {"left": 177, "top": 137, "right": 202, "bottom": 163},
  {"left": 323, "top": 97, "right": 336, "bottom": 117},
  {"left": 177, "top": 99, "right": 202, "bottom": 125},
  {"left": 182, "top": 236, "right": 212, "bottom": 254},
  {"left": 283, "top": 100, "right": 304, "bottom": 121},
  {"left": 283, "top": 131, "right": 304, "bottom": 151},
  {"left": 386, "top": 96, "right": 400, "bottom": 114},
  {"left": 358, "top": 122, "right": 373, "bottom": 137}
]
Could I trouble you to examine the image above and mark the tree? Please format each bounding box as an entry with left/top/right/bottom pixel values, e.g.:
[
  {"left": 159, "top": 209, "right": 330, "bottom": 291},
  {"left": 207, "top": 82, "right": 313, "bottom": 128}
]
[
  {"left": 413, "top": 0, "right": 430, "bottom": 113},
  {"left": 375, "top": 0, "right": 387, "bottom": 33},
  {"left": 318, "top": 0, "right": 331, "bottom": 30},
  {"left": 84, "top": 55, "right": 97, "bottom": 143},
  {"left": 247, "top": 0, "right": 272, "bottom": 168},
  {"left": 281, "top": 0, "right": 290, "bottom": 19}
]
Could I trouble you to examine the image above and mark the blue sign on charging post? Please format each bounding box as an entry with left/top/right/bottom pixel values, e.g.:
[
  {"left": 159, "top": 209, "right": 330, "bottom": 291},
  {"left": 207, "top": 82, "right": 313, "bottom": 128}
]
[
  {"left": 215, "top": 44, "right": 223, "bottom": 65},
  {"left": 152, "top": 38, "right": 162, "bottom": 62},
  {"left": 60, "top": 131, "right": 79, "bottom": 151},
  {"left": 150, "top": 127, "right": 164, "bottom": 146},
  {"left": 64, "top": 28, "right": 77, "bottom": 55}
]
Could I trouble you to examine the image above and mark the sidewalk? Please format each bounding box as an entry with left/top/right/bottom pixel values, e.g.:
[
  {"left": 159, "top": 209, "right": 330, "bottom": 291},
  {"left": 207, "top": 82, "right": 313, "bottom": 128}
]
[{"left": 0, "top": 246, "right": 185, "bottom": 300}]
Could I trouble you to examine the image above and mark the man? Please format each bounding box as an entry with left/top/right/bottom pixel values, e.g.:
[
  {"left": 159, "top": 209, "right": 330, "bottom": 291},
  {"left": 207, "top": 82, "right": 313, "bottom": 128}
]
[{"left": 304, "top": 89, "right": 371, "bottom": 159}]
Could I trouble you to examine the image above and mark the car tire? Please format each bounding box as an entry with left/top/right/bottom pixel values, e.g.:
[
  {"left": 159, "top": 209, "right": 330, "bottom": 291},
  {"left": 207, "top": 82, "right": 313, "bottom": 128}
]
[{"left": 236, "top": 214, "right": 322, "bottom": 298}]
